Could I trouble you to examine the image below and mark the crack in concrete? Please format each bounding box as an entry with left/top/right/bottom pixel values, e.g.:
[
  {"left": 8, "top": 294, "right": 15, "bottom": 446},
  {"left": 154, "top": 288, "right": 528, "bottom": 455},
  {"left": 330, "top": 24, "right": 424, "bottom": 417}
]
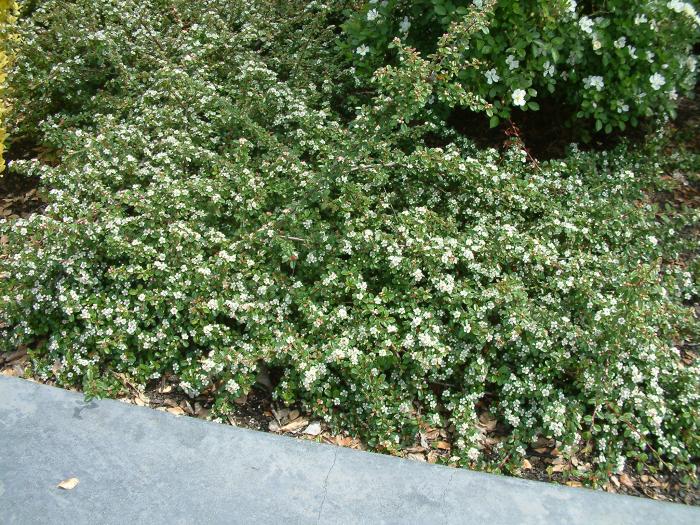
[
  {"left": 441, "top": 468, "right": 457, "bottom": 520},
  {"left": 316, "top": 448, "right": 339, "bottom": 524}
]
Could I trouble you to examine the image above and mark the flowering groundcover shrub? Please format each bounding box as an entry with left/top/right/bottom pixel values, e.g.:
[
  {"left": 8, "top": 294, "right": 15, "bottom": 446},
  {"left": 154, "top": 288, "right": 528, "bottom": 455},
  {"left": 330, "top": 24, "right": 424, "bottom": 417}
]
[
  {"left": 343, "top": 0, "right": 700, "bottom": 133},
  {"left": 1, "top": 0, "right": 699, "bottom": 485}
]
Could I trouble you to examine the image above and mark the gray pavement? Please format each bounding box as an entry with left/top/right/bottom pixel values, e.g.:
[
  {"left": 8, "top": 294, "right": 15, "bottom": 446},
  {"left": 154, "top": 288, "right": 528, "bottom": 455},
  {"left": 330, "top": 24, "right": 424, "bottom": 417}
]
[{"left": 0, "top": 376, "right": 698, "bottom": 524}]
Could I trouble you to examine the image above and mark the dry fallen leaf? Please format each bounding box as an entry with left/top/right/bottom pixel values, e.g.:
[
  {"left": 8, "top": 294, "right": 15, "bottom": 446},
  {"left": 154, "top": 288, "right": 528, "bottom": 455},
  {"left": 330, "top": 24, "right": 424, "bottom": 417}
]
[
  {"left": 57, "top": 477, "right": 79, "bottom": 490},
  {"left": 434, "top": 441, "right": 451, "bottom": 450},
  {"left": 478, "top": 413, "right": 498, "bottom": 432},
  {"left": 566, "top": 481, "right": 583, "bottom": 488},
  {"left": 166, "top": 406, "right": 186, "bottom": 416},
  {"left": 1, "top": 367, "right": 20, "bottom": 377},
  {"left": 280, "top": 418, "right": 308, "bottom": 433},
  {"left": 619, "top": 473, "right": 634, "bottom": 489},
  {"left": 336, "top": 436, "right": 354, "bottom": 447},
  {"left": 4, "top": 348, "right": 27, "bottom": 363},
  {"left": 407, "top": 452, "right": 426, "bottom": 462},
  {"left": 521, "top": 459, "right": 533, "bottom": 470},
  {"left": 424, "top": 429, "right": 440, "bottom": 440},
  {"left": 532, "top": 437, "right": 553, "bottom": 448},
  {"left": 551, "top": 463, "right": 568, "bottom": 473},
  {"left": 483, "top": 436, "right": 502, "bottom": 447},
  {"left": 419, "top": 432, "right": 429, "bottom": 449}
]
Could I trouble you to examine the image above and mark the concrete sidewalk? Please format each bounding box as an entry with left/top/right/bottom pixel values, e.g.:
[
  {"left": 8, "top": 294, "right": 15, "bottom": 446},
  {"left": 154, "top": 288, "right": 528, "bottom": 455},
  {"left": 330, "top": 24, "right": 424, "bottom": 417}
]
[{"left": 0, "top": 376, "right": 697, "bottom": 524}]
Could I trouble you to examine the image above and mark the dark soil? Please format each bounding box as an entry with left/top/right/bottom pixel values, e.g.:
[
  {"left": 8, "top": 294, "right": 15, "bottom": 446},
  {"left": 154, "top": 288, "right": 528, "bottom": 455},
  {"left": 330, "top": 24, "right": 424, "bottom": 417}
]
[
  {"left": 448, "top": 96, "right": 651, "bottom": 161},
  {"left": 0, "top": 169, "right": 42, "bottom": 219}
]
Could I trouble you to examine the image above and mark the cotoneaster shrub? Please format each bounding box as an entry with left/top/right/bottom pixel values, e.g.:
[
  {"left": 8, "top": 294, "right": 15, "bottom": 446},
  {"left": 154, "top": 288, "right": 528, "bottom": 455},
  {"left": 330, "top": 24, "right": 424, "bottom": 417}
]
[
  {"left": 0, "top": 0, "right": 17, "bottom": 174},
  {"left": 343, "top": 0, "right": 700, "bottom": 132},
  {"left": 1, "top": 0, "right": 698, "bottom": 485}
]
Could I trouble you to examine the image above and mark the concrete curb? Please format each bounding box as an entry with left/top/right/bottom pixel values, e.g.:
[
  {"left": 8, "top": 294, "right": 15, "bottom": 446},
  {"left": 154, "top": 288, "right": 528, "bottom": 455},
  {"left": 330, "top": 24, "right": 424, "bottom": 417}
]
[{"left": 0, "top": 376, "right": 697, "bottom": 524}]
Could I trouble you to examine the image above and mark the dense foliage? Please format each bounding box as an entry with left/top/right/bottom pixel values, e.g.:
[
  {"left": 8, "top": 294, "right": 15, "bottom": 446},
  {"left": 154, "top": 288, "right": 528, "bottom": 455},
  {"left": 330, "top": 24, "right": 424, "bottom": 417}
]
[
  {"left": 0, "top": 0, "right": 17, "bottom": 174},
  {"left": 1, "top": 0, "right": 698, "bottom": 485},
  {"left": 343, "top": 0, "right": 700, "bottom": 132}
]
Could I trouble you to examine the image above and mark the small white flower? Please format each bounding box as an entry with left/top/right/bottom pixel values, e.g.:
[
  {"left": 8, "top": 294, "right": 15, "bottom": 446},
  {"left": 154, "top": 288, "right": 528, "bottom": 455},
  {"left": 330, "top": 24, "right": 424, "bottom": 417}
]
[
  {"left": 592, "top": 39, "right": 602, "bottom": 50},
  {"left": 614, "top": 36, "right": 626, "bottom": 48},
  {"left": 579, "top": 16, "right": 594, "bottom": 34},
  {"left": 583, "top": 75, "right": 604, "bottom": 91},
  {"left": 667, "top": 0, "right": 689, "bottom": 15},
  {"left": 388, "top": 255, "right": 403, "bottom": 268},
  {"left": 506, "top": 54, "right": 519, "bottom": 70},
  {"left": 355, "top": 44, "right": 370, "bottom": 57},
  {"left": 512, "top": 89, "right": 527, "bottom": 107},
  {"left": 484, "top": 68, "right": 500, "bottom": 84},
  {"left": 399, "top": 16, "right": 411, "bottom": 33},
  {"left": 543, "top": 61, "right": 555, "bottom": 77},
  {"left": 367, "top": 9, "right": 380, "bottom": 21},
  {"left": 649, "top": 72, "right": 666, "bottom": 90}
]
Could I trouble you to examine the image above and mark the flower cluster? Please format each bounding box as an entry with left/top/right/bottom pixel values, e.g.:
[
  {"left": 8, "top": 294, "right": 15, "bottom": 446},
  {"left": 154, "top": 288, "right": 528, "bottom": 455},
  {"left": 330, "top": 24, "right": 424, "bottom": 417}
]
[{"left": 1, "top": 0, "right": 698, "bottom": 485}]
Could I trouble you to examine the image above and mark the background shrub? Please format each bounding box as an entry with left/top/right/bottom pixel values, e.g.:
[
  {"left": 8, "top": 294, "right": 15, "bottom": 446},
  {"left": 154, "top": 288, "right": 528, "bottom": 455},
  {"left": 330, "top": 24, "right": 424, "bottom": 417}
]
[
  {"left": 1, "top": 0, "right": 698, "bottom": 485},
  {"left": 343, "top": 0, "right": 700, "bottom": 133},
  {"left": 0, "top": 0, "right": 17, "bottom": 174}
]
